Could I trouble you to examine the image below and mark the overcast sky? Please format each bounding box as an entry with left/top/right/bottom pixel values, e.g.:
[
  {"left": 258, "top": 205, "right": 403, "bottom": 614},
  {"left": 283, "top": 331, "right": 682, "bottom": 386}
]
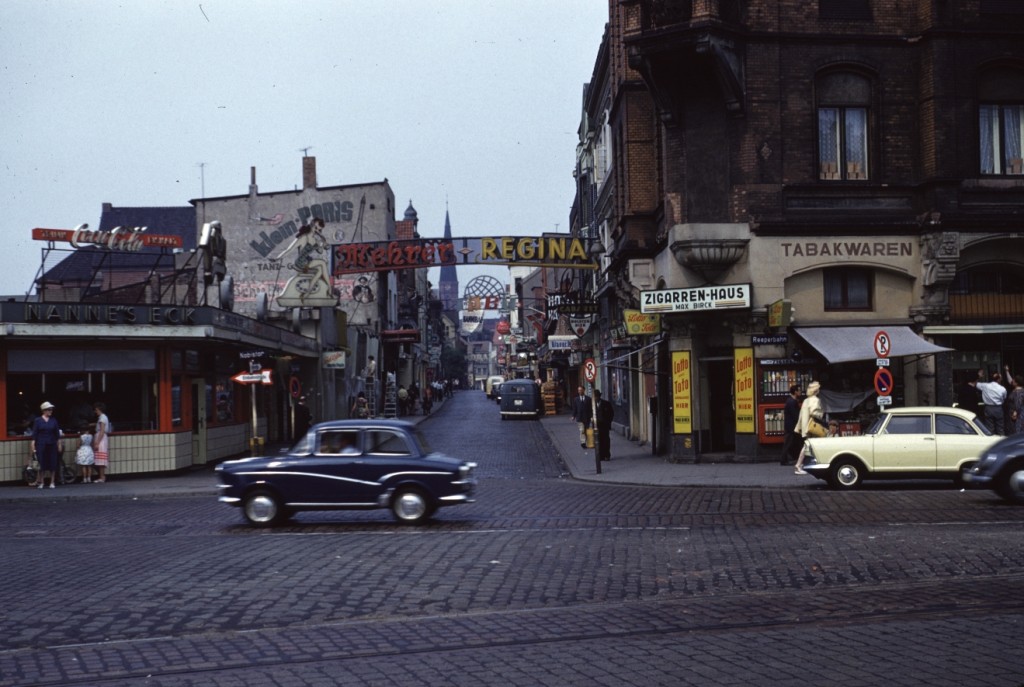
[{"left": 1, "top": 0, "right": 609, "bottom": 297}]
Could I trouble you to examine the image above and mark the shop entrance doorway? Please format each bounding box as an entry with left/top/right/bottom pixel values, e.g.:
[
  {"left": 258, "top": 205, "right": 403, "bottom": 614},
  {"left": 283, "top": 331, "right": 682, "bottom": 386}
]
[{"left": 706, "top": 359, "right": 736, "bottom": 452}]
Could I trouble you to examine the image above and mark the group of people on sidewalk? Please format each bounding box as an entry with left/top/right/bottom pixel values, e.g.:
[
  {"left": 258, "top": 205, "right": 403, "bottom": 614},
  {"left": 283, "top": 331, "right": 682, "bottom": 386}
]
[
  {"left": 570, "top": 385, "right": 614, "bottom": 461},
  {"left": 28, "top": 400, "right": 111, "bottom": 487},
  {"left": 958, "top": 365, "right": 1024, "bottom": 436}
]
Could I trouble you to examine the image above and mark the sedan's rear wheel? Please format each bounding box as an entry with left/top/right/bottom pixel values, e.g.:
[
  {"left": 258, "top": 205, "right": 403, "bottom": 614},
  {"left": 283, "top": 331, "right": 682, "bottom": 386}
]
[
  {"left": 829, "top": 457, "right": 863, "bottom": 490},
  {"left": 391, "top": 488, "right": 434, "bottom": 524},
  {"left": 243, "top": 489, "right": 285, "bottom": 526},
  {"left": 995, "top": 461, "right": 1024, "bottom": 504}
]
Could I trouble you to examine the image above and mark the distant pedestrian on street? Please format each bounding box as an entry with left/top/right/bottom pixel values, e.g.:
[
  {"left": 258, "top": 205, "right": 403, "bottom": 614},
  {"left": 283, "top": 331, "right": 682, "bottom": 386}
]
[
  {"left": 571, "top": 385, "right": 590, "bottom": 448},
  {"left": 31, "top": 401, "right": 61, "bottom": 489},
  {"left": 593, "top": 389, "right": 614, "bottom": 462},
  {"left": 293, "top": 396, "right": 312, "bottom": 441},
  {"left": 780, "top": 384, "right": 802, "bottom": 465},
  {"left": 93, "top": 402, "right": 111, "bottom": 483},
  {"left": 351, "top": 392, "right": 370, "bottom": 419},
  {"left": 794, "top": 381, "right": 823, "bottom": 475},
  {"left": 397, "top": 385, "right": 409, "bottom": 416}
]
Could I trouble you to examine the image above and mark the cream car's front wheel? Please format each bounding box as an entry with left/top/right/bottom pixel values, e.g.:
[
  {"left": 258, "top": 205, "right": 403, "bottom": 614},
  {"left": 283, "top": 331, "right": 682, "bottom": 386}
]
[{"left": 829, "top": 457, "right": 864, "bottom": 490}]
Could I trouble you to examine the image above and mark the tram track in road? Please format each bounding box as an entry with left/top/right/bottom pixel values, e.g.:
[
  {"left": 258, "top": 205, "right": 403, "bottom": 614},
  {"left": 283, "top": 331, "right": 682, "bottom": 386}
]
[{"left": 4, "top": 574, "right": 1023, "bottom": 687}]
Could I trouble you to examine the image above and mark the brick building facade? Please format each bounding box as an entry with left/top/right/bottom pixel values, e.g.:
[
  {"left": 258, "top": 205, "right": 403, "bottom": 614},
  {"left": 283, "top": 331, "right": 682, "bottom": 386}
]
[{"left": 572, "top": 0, "right": 1024, "bottom": 462}]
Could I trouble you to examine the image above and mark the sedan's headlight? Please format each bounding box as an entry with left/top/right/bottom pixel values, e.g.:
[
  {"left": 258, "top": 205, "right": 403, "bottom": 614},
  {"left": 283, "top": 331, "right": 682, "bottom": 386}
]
[
  {"left": 982, "top": 453, "right": 998, "bottom": 463},
  {"left": 459, "top": 462, "right": 477, "bottom": 478}
]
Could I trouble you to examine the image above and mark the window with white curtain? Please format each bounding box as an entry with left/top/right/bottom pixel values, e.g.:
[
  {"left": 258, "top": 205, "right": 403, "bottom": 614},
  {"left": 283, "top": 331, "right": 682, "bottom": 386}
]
[
  {"left": 594, "top": 111, "right": 612, "bottom": 187},
  {"left": 979, "top": 66, "right": 1024, "bottom": 175},
  {"left": 817, "top": 71, "right": 872, "bottom": 181}
]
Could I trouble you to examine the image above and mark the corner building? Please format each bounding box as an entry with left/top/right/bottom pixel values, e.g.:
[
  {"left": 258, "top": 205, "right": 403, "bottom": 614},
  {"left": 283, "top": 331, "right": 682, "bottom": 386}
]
[{"left": 572, "top": 1, "right": 1024, "bottom": 462}]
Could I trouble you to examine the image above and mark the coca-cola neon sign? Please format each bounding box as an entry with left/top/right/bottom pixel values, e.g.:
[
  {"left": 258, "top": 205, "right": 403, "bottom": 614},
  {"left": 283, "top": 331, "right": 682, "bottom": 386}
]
[{"left": 32, "top": 224, "right": 183, "bottom": 251}]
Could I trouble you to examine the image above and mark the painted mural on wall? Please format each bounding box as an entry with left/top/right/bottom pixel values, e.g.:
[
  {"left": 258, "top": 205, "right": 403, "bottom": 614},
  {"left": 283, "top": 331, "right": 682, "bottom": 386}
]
[
  {"left": 273, "top": 218, "right": 336, "bottom": 307},
  {"left": 226, "top": 195, "right": 382, "bottom": 319}
]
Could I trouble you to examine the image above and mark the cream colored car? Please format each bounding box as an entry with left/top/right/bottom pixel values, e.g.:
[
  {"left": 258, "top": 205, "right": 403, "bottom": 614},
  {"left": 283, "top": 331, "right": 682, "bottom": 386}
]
[{"left": 802, "top": 406, "right": 1000, "bottom": 490}]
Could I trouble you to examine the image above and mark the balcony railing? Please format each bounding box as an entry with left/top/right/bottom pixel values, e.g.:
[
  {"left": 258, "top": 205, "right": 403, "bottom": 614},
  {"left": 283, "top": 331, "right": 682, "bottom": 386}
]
[{"left": 948, "top": 293, "right": 1024, "bottom": 324}]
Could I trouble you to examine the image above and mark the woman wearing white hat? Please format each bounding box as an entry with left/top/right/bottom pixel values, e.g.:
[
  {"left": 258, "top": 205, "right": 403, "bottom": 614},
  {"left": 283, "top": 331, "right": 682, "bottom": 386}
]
[{"left": 31, "top": 402, "right": 62, "bottom": 489}]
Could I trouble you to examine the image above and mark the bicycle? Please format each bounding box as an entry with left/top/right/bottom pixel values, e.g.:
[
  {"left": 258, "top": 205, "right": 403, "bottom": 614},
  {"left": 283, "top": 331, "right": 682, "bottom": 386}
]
[{"left": 23, "top": 453, "right": 77, "bottom": 487}]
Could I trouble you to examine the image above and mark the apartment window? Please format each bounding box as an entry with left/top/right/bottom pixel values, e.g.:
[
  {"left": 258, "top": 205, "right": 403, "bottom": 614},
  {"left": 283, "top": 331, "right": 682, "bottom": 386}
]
[
  {"left": 824, "top": 267, "right": 872, "bottom": 311},
  {"left": 980, "top": 104, "right": 1021, "bottom": 174},
  {"left": 817, "top": 71, "right": 872, "bottom": 180},
  {"left": 594, "top": 111, "right": 612, "bottom": 187},
  {"left": 979, "top": 67, "right": 1024, "bottom": 175}
]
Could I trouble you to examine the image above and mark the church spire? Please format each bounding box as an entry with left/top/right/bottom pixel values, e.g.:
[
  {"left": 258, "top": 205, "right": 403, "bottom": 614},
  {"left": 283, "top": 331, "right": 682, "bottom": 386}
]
[{"left": 439, "top": 209, "right": 459, "bottom": 312}]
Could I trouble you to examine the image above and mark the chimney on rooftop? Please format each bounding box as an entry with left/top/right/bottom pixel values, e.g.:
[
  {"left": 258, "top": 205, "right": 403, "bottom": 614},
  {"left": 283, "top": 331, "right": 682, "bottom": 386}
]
[{"left": 302, "top": 156, "right": 317, "bottom": 190}]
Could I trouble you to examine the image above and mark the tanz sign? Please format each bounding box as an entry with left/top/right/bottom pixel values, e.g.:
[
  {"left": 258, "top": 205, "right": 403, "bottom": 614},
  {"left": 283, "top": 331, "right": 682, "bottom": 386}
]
[{"left": 640, "top": 284, "right": 751, "bottom": 314}]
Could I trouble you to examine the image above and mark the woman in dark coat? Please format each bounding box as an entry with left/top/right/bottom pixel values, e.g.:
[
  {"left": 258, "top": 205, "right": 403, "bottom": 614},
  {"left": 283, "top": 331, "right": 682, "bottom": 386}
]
[{"left": 31, "top": 401, "right": 62, "bottom": 489}]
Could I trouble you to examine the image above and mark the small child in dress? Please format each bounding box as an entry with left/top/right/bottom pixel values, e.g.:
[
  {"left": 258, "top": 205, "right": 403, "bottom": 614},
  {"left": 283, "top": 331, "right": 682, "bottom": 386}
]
[{"left": 75, "top": 424, "right": 95, "bottom": 483}]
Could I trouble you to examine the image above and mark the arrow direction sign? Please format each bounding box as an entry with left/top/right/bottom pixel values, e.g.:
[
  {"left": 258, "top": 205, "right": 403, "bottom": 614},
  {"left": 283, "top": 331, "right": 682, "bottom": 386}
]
[{"left": 232, "top": 369, "right": 273, "bottom": 385}]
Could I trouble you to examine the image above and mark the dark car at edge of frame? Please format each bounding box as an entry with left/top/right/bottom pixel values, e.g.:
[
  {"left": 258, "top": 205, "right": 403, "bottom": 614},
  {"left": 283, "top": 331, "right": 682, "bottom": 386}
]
[
  {"left": 216, "top": 419, "right": 477, "bottom": 526},
  {"left": 964, "top": 432, "right": 1024, "bottom": 503}
]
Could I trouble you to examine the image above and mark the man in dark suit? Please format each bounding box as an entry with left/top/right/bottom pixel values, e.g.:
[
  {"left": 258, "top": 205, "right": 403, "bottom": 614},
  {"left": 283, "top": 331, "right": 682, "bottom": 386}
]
[
  {"left": 780, "top": 384, "right": 802, "bottom": 465},
  {"left": 593, "top": 389, "right": 614, "bottom": 462},
  {"left": 571, "top": 385, "right": 590, "bottom": 448}
]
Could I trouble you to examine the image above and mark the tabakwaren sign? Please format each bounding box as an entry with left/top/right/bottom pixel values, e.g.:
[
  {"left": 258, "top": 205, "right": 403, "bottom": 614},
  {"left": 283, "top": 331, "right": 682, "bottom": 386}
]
[
  {"left": 640, "top": 284, "right": 752, "bottom": 314},
  {"left": 333, "top": 236, "right": 597, "bottom": 275}
]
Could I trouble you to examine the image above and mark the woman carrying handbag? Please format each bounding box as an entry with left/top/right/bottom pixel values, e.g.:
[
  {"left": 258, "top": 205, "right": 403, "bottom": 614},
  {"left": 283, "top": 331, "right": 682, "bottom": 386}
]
[{"left": 794, "top": 381, "right": 824, "bottom": 475}]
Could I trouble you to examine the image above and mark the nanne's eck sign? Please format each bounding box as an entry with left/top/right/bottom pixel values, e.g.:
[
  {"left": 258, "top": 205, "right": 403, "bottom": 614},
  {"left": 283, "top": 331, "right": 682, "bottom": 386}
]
[{"left": 640, "top": 283, "right": 751, "bottom": 314}]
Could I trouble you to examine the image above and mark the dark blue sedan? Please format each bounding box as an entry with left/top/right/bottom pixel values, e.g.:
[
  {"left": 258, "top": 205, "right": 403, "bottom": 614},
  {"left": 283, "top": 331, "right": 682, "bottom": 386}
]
[{"left": 216, "top": 420, "right": 477, "bottom": 526}]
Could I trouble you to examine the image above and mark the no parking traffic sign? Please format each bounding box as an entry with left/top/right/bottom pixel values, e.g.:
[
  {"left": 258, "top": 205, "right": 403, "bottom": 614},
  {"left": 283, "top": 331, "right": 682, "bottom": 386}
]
[{"left": 874, "top": 367, "right": 893, "bottom": 397}]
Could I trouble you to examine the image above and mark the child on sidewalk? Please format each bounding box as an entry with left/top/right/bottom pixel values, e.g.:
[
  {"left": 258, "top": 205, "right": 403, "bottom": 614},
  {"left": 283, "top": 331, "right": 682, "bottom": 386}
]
[{"left": 75, "top": 424, "right": 95, "bottom": 483}]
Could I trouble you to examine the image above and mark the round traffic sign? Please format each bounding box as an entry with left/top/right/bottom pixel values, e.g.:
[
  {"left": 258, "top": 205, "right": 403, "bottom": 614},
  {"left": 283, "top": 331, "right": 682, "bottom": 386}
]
[
  {"left": 289, "top": 376, "right": 302, "bottom": 399},
  {"left": 583, "top": 358, "right": 597, "bottom": 383},
  {"left": 874, "top": 330, "right": 891, "bottom": 358},
  {"left": 874, "top": 367, "right": 894, "bottom": 396}
]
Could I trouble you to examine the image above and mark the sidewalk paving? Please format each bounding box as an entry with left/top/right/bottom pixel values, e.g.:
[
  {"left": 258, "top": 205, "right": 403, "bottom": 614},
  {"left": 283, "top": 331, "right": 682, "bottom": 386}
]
[
  {"left": 0, "top": 396, "right": 809, "bottom": 502},
  {"left": 542, "top": 413, "right": 809, "bottom": 489}
]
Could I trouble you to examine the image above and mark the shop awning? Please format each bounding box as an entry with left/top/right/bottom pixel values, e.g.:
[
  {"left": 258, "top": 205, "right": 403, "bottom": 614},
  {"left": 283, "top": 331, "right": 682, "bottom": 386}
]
[{"left": 794, "top": 326, "right": 951, "bottom": 364}]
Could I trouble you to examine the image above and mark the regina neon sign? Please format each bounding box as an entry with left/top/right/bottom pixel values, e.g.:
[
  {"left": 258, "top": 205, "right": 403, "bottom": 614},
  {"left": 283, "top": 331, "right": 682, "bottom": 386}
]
[{"left": 333, "top": 235, "right": 596, "bottom": 275}]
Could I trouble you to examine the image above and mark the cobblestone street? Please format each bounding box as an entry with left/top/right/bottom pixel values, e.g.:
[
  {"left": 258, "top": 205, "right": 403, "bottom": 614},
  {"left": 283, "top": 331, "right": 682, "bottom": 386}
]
[{"left": 1, "top": 392, "right": 1022, "bottom": 686}]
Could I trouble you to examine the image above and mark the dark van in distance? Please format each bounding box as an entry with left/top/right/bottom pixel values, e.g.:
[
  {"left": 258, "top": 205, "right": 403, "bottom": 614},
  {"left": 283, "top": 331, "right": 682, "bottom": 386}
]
[{"left": 499, "top": 379, "right": 544, "bottom": 420}]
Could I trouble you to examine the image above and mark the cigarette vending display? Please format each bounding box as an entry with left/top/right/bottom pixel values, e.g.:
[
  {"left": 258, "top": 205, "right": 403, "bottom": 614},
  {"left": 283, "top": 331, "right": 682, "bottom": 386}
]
[{"left": 757, "top": 361, "right": 816, "bottom": 444}]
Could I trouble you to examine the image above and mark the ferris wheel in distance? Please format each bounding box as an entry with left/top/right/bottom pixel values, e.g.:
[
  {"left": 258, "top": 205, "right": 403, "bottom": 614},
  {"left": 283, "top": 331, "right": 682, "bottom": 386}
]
[{"left": 463, "top": 274, "right": 505, "bottom": 300}]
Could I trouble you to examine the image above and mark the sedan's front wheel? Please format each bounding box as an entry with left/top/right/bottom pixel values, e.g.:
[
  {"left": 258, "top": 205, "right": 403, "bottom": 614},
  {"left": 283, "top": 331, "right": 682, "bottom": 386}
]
[
  {"left": 995, "top": 461, "right": 1024, "bottom": 504},
  {"left": 243, "top": 489, "right": 286, "bottom": 527},
  {"left": 391, "top": 488, "right": 434, "bottom": 524},
  {"left": 829, "top": 457, "right": 864, "bottom": 490}
]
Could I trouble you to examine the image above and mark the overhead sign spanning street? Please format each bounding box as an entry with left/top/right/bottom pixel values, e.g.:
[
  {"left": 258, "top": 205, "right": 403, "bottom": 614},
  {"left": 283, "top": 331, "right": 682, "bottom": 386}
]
[{"left": 333, "top": 235, "right": 597, "bottom": 275}]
